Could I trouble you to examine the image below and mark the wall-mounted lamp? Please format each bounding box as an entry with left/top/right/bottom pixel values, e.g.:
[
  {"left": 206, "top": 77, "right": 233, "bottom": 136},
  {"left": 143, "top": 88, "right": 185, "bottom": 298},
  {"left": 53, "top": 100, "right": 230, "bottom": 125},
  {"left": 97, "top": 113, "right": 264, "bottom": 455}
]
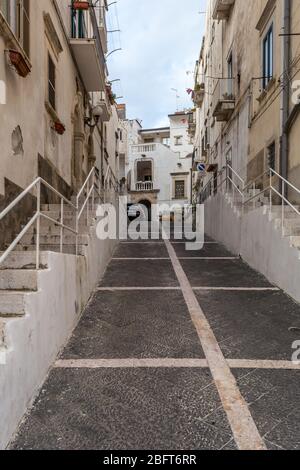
[{"left": 84, "top": 105, "right": 103, "bottom": 129}]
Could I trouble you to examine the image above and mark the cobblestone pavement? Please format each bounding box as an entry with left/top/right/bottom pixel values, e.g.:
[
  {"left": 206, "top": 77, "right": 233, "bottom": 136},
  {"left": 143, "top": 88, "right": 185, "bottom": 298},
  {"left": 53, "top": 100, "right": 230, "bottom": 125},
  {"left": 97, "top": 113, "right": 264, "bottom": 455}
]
[{"left": 10, "top": 235, "right": 300, "bottom": 450}]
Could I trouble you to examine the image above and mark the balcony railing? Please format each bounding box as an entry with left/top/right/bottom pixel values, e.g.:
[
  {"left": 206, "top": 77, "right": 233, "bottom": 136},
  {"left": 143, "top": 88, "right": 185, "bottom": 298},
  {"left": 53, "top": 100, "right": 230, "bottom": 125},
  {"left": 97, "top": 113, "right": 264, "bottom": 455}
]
[
  {"left": 135, "top": 181, "right": 154, "bottom": 191},
  {"left": 193, "top": 83, "right": 205, "bottom": 107},
  {"left": 212, "top": 78, "right": 235, "bottom": 122},
  {"left": 132, "top": 144, "right": 157, "bottom": 154},
  {"left": 212, "top": 0, "right": 235, "bottom": 20}
]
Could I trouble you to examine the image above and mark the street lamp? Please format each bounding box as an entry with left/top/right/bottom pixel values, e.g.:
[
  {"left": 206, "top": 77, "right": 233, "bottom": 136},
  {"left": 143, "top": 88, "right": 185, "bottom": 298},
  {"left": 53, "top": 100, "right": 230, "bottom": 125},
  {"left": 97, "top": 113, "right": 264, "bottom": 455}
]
[{"left": 84, "top": 105, "right": 103, "bottom": 130}]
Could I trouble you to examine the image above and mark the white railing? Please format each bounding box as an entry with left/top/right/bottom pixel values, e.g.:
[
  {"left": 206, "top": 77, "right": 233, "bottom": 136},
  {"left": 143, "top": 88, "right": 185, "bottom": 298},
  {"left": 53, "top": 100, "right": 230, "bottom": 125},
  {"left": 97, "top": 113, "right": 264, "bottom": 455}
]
[
  {"left": 132, "top": 144, "right": 157, "bottom": 154},
  {"left": 0, "top": 167, "right": 104, "bottom": 269},
  {"left": 135, "top": 181, "right": 153, "bottom": 191},
  {"left": 199, "top": 163, "right": 300, "bottom": 237}
]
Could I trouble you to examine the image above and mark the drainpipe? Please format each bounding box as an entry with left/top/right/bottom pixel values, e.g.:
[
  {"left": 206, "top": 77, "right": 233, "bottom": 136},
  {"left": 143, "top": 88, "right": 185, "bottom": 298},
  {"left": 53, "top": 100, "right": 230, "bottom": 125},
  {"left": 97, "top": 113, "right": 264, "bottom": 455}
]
[{"left": 280, "top": 0, "right": 291, "bottom": 186}]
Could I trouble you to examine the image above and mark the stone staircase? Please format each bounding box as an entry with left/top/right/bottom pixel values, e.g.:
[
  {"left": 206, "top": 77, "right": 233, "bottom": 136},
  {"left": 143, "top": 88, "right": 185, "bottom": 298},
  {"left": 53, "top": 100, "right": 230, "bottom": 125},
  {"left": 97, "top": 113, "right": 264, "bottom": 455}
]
[
  {"left": 266, "top": 205, "right": 300, "bottom": 252},
  {"left": 225, "top": 188, "right": 300, "bottom": 255},
  {"left": 225, "top": 188, "right": 270, "bottom": 217},
  {"left": 0, "top": 203, "right": 98, "bottom": 365}
]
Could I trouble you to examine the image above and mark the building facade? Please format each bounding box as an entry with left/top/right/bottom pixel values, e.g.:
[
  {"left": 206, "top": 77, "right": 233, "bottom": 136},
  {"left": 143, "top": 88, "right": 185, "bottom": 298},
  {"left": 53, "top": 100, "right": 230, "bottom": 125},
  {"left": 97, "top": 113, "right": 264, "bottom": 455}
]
[
  {"left": 0, "top": 0, "right": 126, "bottom": 246},
  {"left": 191, "top": 0, "right": 300, "bottom": 201},
  {"left": 125, "top": 111, "right": 194, "bottom": 217}
]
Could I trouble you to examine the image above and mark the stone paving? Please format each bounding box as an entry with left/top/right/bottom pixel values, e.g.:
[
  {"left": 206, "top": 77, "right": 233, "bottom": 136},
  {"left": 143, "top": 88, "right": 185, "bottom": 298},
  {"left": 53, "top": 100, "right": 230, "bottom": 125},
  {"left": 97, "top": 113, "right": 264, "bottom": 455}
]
[{"left": 10, "top": 236, "right": 300, "bottom": 450}]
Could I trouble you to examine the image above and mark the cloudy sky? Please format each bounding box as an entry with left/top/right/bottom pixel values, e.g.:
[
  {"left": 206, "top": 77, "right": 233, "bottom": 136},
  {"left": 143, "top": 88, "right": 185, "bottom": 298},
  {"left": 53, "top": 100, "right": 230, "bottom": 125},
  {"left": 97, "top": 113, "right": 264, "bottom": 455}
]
[{"left": 107, "top": 0, "right": 207, "bottom": 128}]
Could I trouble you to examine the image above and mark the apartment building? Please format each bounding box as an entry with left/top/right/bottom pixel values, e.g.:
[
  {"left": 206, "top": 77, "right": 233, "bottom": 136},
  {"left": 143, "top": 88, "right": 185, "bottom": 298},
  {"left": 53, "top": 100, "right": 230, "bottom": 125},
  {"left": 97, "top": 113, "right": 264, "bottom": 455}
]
[
  {"left": 192, "top": 0, "right": 300, "bottom": 200},
  {"left": 126, "top": 111, "right": 194, "bottom": 217},
  {"left": 0, "top": 0, "right": 125, "bottom": 246}
]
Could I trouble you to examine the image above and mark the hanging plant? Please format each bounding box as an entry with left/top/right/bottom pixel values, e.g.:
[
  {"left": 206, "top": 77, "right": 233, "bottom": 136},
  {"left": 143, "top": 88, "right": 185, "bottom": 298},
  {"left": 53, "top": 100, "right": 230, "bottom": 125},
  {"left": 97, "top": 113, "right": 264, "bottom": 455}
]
[{"left": 8, "top": 50, "right": 31, "bottom": 78}]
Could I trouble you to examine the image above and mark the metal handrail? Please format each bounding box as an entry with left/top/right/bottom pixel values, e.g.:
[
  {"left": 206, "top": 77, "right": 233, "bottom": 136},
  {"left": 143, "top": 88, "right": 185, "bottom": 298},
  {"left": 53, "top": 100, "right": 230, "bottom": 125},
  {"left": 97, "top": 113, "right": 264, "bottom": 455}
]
[
  {"left": 271, "top": 168, "right": 300, "bottom": 197},
  {"left": 227, "top": 163, "right": 244, "bottom": 187},
  {"left": 270, "top": 185, "right": 300, "bottom": 216},
  {"left": 0, "top": 178, "right": 40, "bottom": 221},
  {"left": 243, "top": 169, "right": 269, "bottom": 193},
  {"left": 0, "top": 166, "right": 103, "bottom": 269},
  {"left": 227, "top": 176, "right": 244, "bottom": 197},
  {"left": 198, "top": 162, "right": 300, "bottom": 240}
]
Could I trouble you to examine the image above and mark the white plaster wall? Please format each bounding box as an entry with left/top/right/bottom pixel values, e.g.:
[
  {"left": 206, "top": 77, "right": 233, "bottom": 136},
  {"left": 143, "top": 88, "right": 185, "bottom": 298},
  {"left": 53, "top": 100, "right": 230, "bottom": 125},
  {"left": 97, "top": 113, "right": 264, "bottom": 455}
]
[{"left": 0, "top": 231, "right": 117, "bottom": 449}]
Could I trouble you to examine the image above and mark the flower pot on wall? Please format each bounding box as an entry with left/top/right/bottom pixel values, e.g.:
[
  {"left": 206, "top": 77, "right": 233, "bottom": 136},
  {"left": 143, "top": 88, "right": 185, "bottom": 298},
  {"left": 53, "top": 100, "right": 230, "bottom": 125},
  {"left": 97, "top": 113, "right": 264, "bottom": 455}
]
[
  {"left": 8, "top": 50, "right": 31, "bottom": 78},
  {"left": 72, "top": 1, "right": 89, "bottom": 10},
  {"left": 53, "top": 121, "right": 66, "bottom": 135}
]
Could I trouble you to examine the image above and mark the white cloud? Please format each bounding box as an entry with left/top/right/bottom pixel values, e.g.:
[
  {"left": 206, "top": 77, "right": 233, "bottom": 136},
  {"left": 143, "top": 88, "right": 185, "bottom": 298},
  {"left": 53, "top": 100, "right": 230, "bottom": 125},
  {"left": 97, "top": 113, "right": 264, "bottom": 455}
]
[{"left": 107, "top": 0, "right": 207, "bottom": 127}]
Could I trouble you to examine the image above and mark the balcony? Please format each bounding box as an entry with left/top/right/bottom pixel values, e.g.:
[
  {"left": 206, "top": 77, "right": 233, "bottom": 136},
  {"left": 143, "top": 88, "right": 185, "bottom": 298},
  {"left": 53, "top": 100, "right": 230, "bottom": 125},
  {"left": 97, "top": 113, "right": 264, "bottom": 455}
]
[
  {"left": 132, "top": 144, "right": 157, "bottom": 154},
  {"left": 70, "top": 5, "right": 106, "bottom": 92},
  {"left": 212, "top": 0, "right": 235, "bottom": 20},
  {"left": 98, "top": 8, "right": 108, "bottom": 54},
  {"left": 135, "top": 182, "right": 154, "bottom": 191},
  {"left": 212, "top": 79, "right": 235, "bottom": 122}
]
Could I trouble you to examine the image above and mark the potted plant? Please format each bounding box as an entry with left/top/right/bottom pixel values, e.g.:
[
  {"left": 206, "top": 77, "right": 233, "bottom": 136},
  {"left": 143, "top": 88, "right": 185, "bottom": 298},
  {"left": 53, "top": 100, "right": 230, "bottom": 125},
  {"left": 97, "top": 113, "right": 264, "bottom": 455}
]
[
  {"left": 72, "top": 1, "right": 89, "bottom": 10},
  {"left": 8, "top": 50, "right": 31, "bottom": 78}
]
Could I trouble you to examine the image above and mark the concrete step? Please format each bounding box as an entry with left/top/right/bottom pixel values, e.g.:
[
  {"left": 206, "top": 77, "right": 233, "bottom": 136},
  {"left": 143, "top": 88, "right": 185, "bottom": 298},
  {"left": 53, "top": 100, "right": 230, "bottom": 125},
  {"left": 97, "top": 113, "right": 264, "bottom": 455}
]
[
  {"left": 20, "top": 234, "right": 89, "bottom": 246},
  {"left": 25, "top": 225, "right": 89, "bottom": 236},
  {"left": 0, "top": 252, "right": 48, "bottom": 270},
  {"left": 0, "top": 270, "right": 37, "bottom": 291},
  {"left": 41, "top": 204, "right": 76, "bottom": 211},
  {"left": 274, "top": 218, "right": 300, "bottom": 236},
  {"left": 41, "top": 203, "right": 95, "bottom": 211},
  {"left": 0, "top": 291, "right": 26, "bottom": 317},
  {"left": 269, "top": 206, "right": 300, "bottom": 219},
  {"left": 39, "top": 211, "right": 96, "bottom": 223},
  {"left": 269, "top": 209, "right": 300, "bottom": 221},
  {"left": 15, "top": 245, "right": 85, "bottom": 255}
]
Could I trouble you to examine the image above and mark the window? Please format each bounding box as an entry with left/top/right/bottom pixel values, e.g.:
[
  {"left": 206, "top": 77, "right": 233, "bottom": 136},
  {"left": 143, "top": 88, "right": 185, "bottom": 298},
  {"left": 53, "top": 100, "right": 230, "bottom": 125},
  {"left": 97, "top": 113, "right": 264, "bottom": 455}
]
[
  {"left": 48, "top": 54, "right": 56, "bottom": 110},
  {"left": 71, "top": 7, "right": 85, "bottom": 39},
  {"left": 162, "top": 137, "right": 170, "bottom": 147},
  {"left": 263, "top": 25, "right": 273, "bottom": 89},
  {"left": 0, "top": 1, "right": 30, "bottom": 57},
  {"left": 267, "top": 141, "right": 276, "bottom": 170},
  {"left": 175, "top": 180, "right": 185, "bottom": 199},
  {"left": 174, "top": 136, "right": 183, "bottom": 146},
  {"left": 19, "top": 0, "right": 30, "bottom": 56}
]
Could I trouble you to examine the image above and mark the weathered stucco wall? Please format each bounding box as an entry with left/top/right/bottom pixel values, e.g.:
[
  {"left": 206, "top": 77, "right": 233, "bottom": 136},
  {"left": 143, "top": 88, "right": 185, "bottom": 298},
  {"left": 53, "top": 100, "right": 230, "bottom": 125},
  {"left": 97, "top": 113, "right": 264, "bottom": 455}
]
[{"left": 0, "top": 231, "right": 118, "bottom": 449}]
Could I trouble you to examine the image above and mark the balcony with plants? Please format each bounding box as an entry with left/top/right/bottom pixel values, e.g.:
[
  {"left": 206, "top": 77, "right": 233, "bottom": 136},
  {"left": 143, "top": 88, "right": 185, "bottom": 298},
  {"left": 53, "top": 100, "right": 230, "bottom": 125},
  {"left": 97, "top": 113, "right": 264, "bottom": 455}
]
[
  {"left": 70, "top": 0, "right": 106, "bottom": 92},
  {"left": 212, "top": 78, "right": 235, "bottom": 122}
]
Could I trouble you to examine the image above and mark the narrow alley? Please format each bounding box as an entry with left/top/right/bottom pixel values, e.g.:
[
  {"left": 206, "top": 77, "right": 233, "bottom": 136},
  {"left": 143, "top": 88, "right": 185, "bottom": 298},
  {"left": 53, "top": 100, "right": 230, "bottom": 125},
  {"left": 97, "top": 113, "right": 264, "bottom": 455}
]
[{"left": 10, "top": 235, "right": 300, "bottom": 450}]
